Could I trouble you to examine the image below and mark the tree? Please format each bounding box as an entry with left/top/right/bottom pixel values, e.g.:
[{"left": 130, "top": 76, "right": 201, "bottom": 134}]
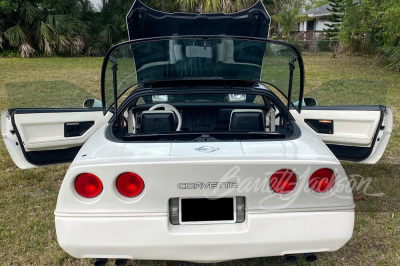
[
  {"left": 269, "top": 0, "right": 309, "bottom": 39},
  {"left": 338, "top": 0, "right": 400, "bottom": 70},
  {"left": 324, "top": 0, "right": 344, "bottom": 39},
  {"left": 176, "top": 0, "right": 256, "bottom": 13},
  {"left": 0, "top": 0, "right": 91, "bottom": 57},
  {"left": 274, "top": 9, "right": 309, "bottom": 39},
  {"left": 86, "top": 0, "right": 131, "bottom": 55},
  {"left": 160, "top": 0, "right": 166, "bottom": 11},
  {"left": 306, "top": 0, "right": 329, "bottom": 10}
]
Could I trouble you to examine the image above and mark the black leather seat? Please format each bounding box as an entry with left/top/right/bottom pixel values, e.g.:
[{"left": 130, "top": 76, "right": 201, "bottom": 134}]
[
  {"left": 140, "top": 111, "right": 175, "bottom": 133},
  {"left": 229, "top": 109, "right": 265, "bottom": 131}
]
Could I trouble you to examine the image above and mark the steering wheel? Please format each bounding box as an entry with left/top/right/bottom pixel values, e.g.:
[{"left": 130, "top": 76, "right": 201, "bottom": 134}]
[{"left": 149, "top": 103, "right": 182, "bottom": 131}]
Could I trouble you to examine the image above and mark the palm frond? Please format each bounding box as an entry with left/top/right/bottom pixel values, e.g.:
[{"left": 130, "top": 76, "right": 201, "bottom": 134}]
[
  {"left": 220, "top": 0, "right": 235, "bottom": 13},
  {"left": 5, "top": 25, "right": 26, "bottom": 47},
  {"left": 274, "top": 8, "right": 309, "bottom": 39},
  {"left": 53, "top": 0, "right": 84, "bottom": 17},
  {"left": 86, "top": 40, "right": 107, "bottom": 56},
  {"left": 19, "top": 42, "right": 35, "bottom": 58},
  {"left": 203, "top": 0, "right": 219, "bottom": 13},
  {"left": 71, "top": 36, "right": 85, "bottom": 55},
  {"left": 98, "top": 24, "right": 119, "bottom": 46},
  {"left": 112, "top": 14, "right": 125, "bottom": 29},
  {"left": 176, "top": 0, "right": 257, "bottom": 14},
  {"left": 57, "top": 35, "right": 72, "bottom": 53},
  {"left": 271, "top": 13, "right": 283, "bottom": 23},
  {"left": 20, "top": 2, "right": 42, "bottom": 24},
  {"left": 384, "top": 46, "right": 400, "bottom": 70},
  {"left": 177, "top": 0, "right": 197, "bottom": 12},
  {"left": 46, "top": 15, "right": 83, "bottom": 37},
  {"left": 0, "top": 33, "right": 4, "bottom": 50},
  {"left": 234, "top": 0, "right": 257, "bottom": 11},
  {"left": 36, "top": 21, "right": 58, "bottom": 55}
]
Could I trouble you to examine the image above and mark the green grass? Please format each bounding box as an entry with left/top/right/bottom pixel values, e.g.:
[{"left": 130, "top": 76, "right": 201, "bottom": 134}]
[
  {"left": 6, "top": 81, "right": 95, "bottom": 108},
  {"left": 0, "top": 54, "right": 399, "bottom": 265},
  {"left": 305, "top": 79, "right": 389, "bottom": 106}
]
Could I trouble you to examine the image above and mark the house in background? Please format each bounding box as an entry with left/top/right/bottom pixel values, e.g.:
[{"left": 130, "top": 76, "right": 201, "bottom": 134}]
[
  {"left": 293, "top": 4, "right": 333, "bottom": 41},
  {"left": 299, "top": 4, "right": 331, "bottom": 32}
]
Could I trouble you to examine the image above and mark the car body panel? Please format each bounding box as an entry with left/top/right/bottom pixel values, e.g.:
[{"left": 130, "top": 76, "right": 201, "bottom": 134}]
[
  {"left": 1, "top": 108, "right": 111, "bottom": 169},
  {"left": 2, "top": 104, "right": 391, "bottom": 168},
  {"left": 55, "top": 211, "right": 354, "bottom": 261},
  {"left": 291, "top": 106, "right": 393, "bottom": 163},
  {"left": 54, "top": 123, "right": 354, "bottom": 260},
  {"left": 55, "top": 124, "right": 353, "bottom": 215}
]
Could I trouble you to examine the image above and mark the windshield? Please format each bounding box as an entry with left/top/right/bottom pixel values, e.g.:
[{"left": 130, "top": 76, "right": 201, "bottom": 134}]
[{"left": 102, "top": 37, "right": 303, "bottom": 113}]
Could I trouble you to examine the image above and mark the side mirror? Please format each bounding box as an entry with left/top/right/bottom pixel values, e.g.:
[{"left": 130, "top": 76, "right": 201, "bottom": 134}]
[
  {"left": 304, "top": 97, "right": 317, "bottom": 106},
  {"left": 293, "top": 97, "right": 318, "bottom": 108},
  {"left": 83, "top": 98, "right": 102, "bottom": 108}
]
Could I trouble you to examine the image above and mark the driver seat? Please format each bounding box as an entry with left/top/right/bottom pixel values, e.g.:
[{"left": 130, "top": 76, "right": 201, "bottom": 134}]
[{"left": 140, "top": 111, "right": 175, "bottom": 133}]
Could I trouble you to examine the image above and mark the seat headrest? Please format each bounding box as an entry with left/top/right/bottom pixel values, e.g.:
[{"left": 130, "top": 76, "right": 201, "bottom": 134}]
[
  {"left": 229, "top": 109, "right": 265, "bottom": 131},
  {"left": 140, "top": 110, "right": 175, "bottom": 133}
]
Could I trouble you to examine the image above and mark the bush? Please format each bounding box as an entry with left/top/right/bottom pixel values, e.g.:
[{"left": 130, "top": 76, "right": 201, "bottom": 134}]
[
  {"left": 374, "top": 46, "right": 400, "bottom": 71},
  {"left": 317, "top": 40, "right": 331, "bottom": 51},
  {"left": 286, "top": 37, "right": 304, "bottom": 53},
  {"left": 317, "top": 39, "right": 340, "bottom": 52}
]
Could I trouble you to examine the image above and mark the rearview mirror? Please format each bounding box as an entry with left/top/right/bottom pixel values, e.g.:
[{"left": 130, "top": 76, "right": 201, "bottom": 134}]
[{"left": 83, "top": 98, "right": 102, "bottom": 108}]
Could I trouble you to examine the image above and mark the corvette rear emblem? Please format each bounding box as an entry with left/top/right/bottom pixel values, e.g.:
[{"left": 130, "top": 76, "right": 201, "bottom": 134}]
[{"left": 195, "top": 146, "right": 219, "bottom": 153}]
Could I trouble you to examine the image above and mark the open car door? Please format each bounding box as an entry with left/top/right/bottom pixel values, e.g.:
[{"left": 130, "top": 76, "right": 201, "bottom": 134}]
[
  {"left": 1, "top": 108, "right": 110, "bottom": 169},
  {"left": 291, "top": 105, "right": 393, "bottom": 164}
]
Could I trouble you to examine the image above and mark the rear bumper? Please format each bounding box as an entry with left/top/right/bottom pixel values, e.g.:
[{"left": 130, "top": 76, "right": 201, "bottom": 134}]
[{"left": 55, "top": 210, "right": 354, "bottom": 262}]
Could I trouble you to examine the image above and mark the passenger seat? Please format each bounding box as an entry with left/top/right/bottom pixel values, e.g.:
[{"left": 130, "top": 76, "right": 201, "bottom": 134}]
[
  {"left": 229, "top": 109, "right": 265, "bottom": 131},
  {"left": 140, "top": 111, "right": 175, "bottom": 133}
]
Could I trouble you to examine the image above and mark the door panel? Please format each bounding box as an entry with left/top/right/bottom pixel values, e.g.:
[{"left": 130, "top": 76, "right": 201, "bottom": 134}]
[
  {"left": 2, "top": 109, "right": 111, "bottom": 169},
  {"left": 300, "top": 109, "right": 381, "bottom": 146},
  {"left": 290, "top": 105, "right": 392, "bottom": 163}
]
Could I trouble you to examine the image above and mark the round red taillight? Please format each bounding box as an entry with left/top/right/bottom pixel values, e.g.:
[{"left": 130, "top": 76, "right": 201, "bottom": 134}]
[
  {"left": 270, "top": 169, "right": 297, "bottom": 194},
  {"left": 116, "top": 172, "right": 144, "bottom": 198},
  {"left": 75, "top": 173, "right": 103, "bottom": 198},
  {"left": 309, "top": 168, "right": 335, "bottom": 192}
]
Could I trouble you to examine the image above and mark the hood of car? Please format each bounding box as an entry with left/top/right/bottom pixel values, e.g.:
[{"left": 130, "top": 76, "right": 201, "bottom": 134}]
[{"left": 126, "top": 0, "right": 270, "bottom": 40}]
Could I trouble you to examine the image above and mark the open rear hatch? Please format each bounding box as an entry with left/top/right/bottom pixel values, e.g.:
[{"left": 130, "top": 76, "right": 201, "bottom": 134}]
[{"left": 126, "top": 0, "right": 270, "bottom": 40}]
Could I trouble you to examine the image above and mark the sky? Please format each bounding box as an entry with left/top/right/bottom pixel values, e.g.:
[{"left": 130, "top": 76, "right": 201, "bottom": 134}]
[{"left": 90, "top": 0, "right": 103, "bottom": 10}]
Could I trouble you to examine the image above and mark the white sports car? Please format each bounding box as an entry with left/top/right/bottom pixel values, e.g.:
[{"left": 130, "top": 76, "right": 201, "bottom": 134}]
[{"left": 1, "top": 1, "right": 393, "bottom": 265}]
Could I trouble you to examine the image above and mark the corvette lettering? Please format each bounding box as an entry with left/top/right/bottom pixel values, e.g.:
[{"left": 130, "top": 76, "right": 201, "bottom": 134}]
[{"left": 177, "top": 182, "right": 238, "bottom": 189}]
